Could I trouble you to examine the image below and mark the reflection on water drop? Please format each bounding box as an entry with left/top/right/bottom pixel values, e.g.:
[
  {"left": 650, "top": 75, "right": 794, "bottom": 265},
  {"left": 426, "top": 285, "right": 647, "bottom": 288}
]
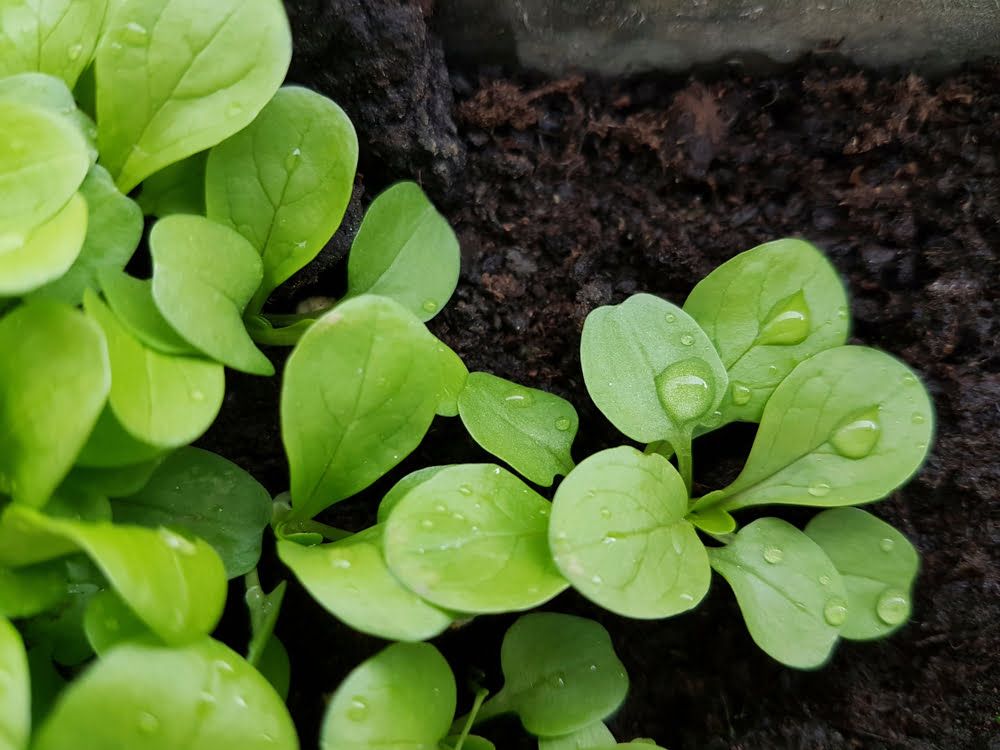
[
  {"left": 505, "top": 389, "right": 533, "bottom": 407},
  {"left": 655, "top": 357, "right": 715, "bottom": 424},
  {"left": 347, "top": 696, "right": 369, "bottom": 721},
  {"left": 137, "top": 712, "right": 159, "bottom": 734},
  {"left": 554, "top": 416, "right": 572, "bottom": 431},
  {"left": 879, "top": 537, "right": 895, "bottom": 553},
  {"left": 762, "top": 545, "right": 783, "bottom": 564},
  {"left": 680, "top": 334, "right": 694, "bottom": 346},
  {"left": 701, "top": 409, "right": 723, "bottom": 428},
  {"left": 823, "top": 598, "right": 848, "bottom": 626},
  {"left": 876, "top": 588, "right": 909, "bottom": 625},
  {"left": 808, "top": 481, "right": 831, "bottom": 497},
  {"left": 421, "top": 299, "right": 439, "bottom": 314},
  {"left": 756, "top": 289, "right": 810, "bottom": 346},
  {"left": 731, "top": 382, "right": 752, "bottom": 406},
  {"left": 599, "top": 507, "right": 612, "bottom": 519},
  {"left": 68, "top": 43, "right": 84, "bottom": 61},
  {"left": 830, "top": 407, "right": 881, "bottom": 459},
  {"left": 665, "top": 313, "right": 676, "bottom": 323},
  {"left": 458, "top": 484, "right": 473, "bottom": 496}
]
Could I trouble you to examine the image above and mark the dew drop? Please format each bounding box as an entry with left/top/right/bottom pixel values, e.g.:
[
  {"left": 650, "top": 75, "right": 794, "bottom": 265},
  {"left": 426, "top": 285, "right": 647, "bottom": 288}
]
[
  {"left": 159, "top": 529, "right": 197, "bottom": 556},
  {"left": 68, "top": 43, "right": 84, "bottom": 61},
  {"left": 215, "top": 659, "right": 235, "bottom": 674},
  {"left": 836, "top": 305, "right": 848, "bottom": 319},
  {"left": 590, "top": 574, "right": 603, "bottom": 585},
  {"left": 679, "top": 592, "right": 694, "bottom": 602},
  {"left": 819, "top": 575, "right": 832, "bottom": 587},
  {"left": 554, "top": 416, "right": 572, "bottom": 431},
  {"left": 665, "top": 312, "right": 676, "bottom": 323},
  {"left": 589, "top": 664, "right": 598, "bottom": 672},
  {"left": 347, "top": 696, "right": 369, "bottom": 721},
  {"left": 451, "top": 512, "right": 465, "bottom": 521},
  {"left": 284, "top": 147, "right": 302, "bottom": 172},
  {"left": 911, "top": 412, "right": 926, "bottom": 425},
  {"left": 808, "top": 481, "right": 831, "bottom": 497},
  {"left": 190, "top": 389, "right": 204, "bottom": 401},
  {"left": 655, "top": 357, "right": 715, "bottom": 424},
  {"left": 876, "top": 588, "right": 909, "bottom": 625},
  {"left": 458, "top": 484, "right": 473, "bottom": 496},
  {"left": 701, "top": 409, "right": 723, "bottom": 428},
  {"left": 762, "top": 545, "right": 784, "bottom": 564},
  {"left": 234, "top": 695, "right": 248, "bottom": 709},
  {"left": 599, "top": 507, "right": 612, "bottom": 519},
  {"left": 756, "top": 289, "right": 811, "bottom": 346},
  {"left": 830, "top": 406, "right": 881, "bottom": 459},
  {"left": 879, "top": 537, "right": 895, "bottom": 553},
  {"left": 505, "top": 389, "right": 533, "bottom": 406},
  {"left": 420, "top": 519, "right": 434, "bottom": 530},
  {"left": 330, "top": 557, "right": 351, "bottom": 569},
  {"left": 122, "top": 22, "right": 148, "bottom": 45},
  {"left": 823, "top": 598, "right": 848, "bottom": 626},
  {"left": 550, "top": 672, "right": 567, "bottom": 688},
  {"left": 421, "top": 299, "right": 439, "bottom": 314},
  {"left": 137, "top": 712, "right": 159, "bottom": 734},
  {"left": 601, "top": 534, "right": 618, "bottom": 544},
  {"left": 680, "top": 334, "right": 695, "bottom": 346},
  {"left": 901, "top": 374, "right": 916, "bottom": 386},
  {"left": 731, "top": 382, "right": 752, "bottom": 406},
  {"left": 226, "top": 102, "right": 244, "bottom": 118},
  {"left": 434, "top": 503, "right": 447, "bottom": 512}
]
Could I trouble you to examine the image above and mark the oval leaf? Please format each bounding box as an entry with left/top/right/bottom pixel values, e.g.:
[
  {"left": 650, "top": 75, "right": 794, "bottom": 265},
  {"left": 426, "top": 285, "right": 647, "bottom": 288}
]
[
  {"left": 0, "top": 192, "right": 87, "bottom": 296},
  {"left": 549, "top": 447, "right": 709, "bottom": 618},
  {"left": 0, "top": 561, "right": 66, "bottom": 619},
  {"left": 82, "top": 589, "right": 152, "bottom": 656},
  {"left": 538, "top": 722, "right": 616, "bottom": 750},
  {"left": 98, "top": 269, "right": 199, "bottom": 356},
  {"left": 75, "top": 407, "right": 168, "bottom": 469},
  {"left": 0, "top": 72, "right": 98, "bottom": 161},
  {"left": 709, "top": 517, "right": 849, "bottom": 668},
  {"left": 384, "top": 464, "right": 568, "bottom": 613},
  {"left": 376, "top": 466, "right": 451, "bottom": 525},
  {"left": 0, "top": 617, "right": 29, "bottom": 750}
]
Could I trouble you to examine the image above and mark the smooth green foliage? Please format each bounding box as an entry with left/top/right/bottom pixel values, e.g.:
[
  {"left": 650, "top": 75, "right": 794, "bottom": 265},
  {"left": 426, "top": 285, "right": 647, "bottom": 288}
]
[
  {"left": 245, "top": 579, "right": 285, "bottom": 668},
  {"left": 699, "top": 346, "right": 934, "bottom": 512},
  {"left": 0, "top": 192, "right": 87, "bottom": 296},
  {"left": 477, "top": 613, "right": 628, "bottom": 738},
  {"left": 0, "top": 505, "right": 226, "bottom": 645},
  {"left": 0, "top": 301, "right": 109, "bottom": 506},
  {"left": 96, "top": 0, "right": 292, "bottom": 192},
  {"left": 82, "top": 588, "right": 151, "bottom": 655},
  {"left": 683, "top": 239, "right": 849, "bottom": 425},
  {"left": 206, "top": 86, "right": 358, "bottom": 312},
  {"left": 279, "top": 526, "right": 452, "bottom": 641},
  {"left": 345, "top": 182, "right": 460, "bottom": 322},
  {"left": 83, "top": 291, "right": 225, "bottom": 448},
  {"left": 0, "top": 73, "right": 97, "bottom": 160},
  {"left": 320, "top": 642, "right": 455, "bottom": 750},
  {"left": 806, "top": 508, "right": 918, "bottom": 640},
  {"left": 98, "top": 269, "right": 199, "bottom": 356},
  {"left": 709, "top": 518, "right": 849, "bottom": 668},
  {"left": 75, "top": 407, "right": 167, "bottom": 468},
  {"left": 0, "top": 0, "right": 108, "bottom": 86},
  {"left": 19, "top": 558, "right": 98, "bottom": 668},
  {"left": 376, "top": 466, "right": 450, "bottom": 525},
  {"left": 0, "top": 617, "right": 29, "bottom": 750},
  {"left": 458, "top": 372, "right": 577, "bottom": 486},
  {"left": 281, "top": 297, "right": 444, "bottom": 519},
  {"left": 29, "top": 165, "right": 142, "bottom": 305},
  {"left": 33, "top": 638, "right": 298, "bottom": 750},
  {"left": 138, "top": 152, "right": 207, "bottom": 217},
  {"left": 538, "top": 722, "right": 616, "bottom": 750},
  {"left": 549, "top": 447, "right": 709, "bottom": 619},
  {"left": 433, "top": 339, "right": 468, "bottom": 418},
  {"left": 65, "top": 458, "right": 163, "bottom": 499},
  {"left": 0, "top": 561, "right": 65, "bottom": 619},
  {"left": 384, "top": 464, "right": 568, "bottom": 613},
  {"left": 112, "top": 447, "right": 272, "bottom": 578},
  {"left": 149, "top": 214, "right": 273, "bottom": 375}
]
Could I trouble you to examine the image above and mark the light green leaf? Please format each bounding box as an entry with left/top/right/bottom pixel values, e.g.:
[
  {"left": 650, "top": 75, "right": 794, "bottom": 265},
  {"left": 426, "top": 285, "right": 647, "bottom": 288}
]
[
  {"left": 0, "top": 0, "right": 108, "bottom": 86},
  {"left": 549, "top": 446, "right": 709, "bottom": 619},
  {"left": 0, "top": 561, "right": 66, "bottom": 619},
  {"left": 98, "top": 269, "right": 199, "bottom": 356},
  {"left": 138, "top": 152, "right": 207, "bottom": 217},
  {"left": 376, "top": 466, "right": 451, "bottom": 525},
  {"left": 75, "top": 407, "right": 168, "bottom": 468},
  {"left": 476, "top": 613, "right": 628, "bottom": 737},
  {"left": 699, "top": 346, "right": 934, "bottom": 512},
  {"left": 95, "top": 0, "right": 292, "bottom": 192},
  {"left": 538, "top": 722, "right": 616, "bottom": 750},
  {"left": 0, "top": 192, "right": 87, "bottom": 296},
  {"left": 279, "top": 526, "right": 453, "bottom": 641},
  {"left": 0, "top": 301, "right": 110, "bottom": 507},
  {"left": 150, "top": 214, "right": 273, "bottom": 375},
  {"left": 244, "top": 579, "right": 285, "bottom": 668},
  {"left": 82, "top": 588, "right": 152, "bottom": 655},
  {"left": 0, "top": 72, "right": 98, "bottom": 160},
  {"left": 458, "top": 372, "right": 577, "bottom": 486},
  {"left": 205, "top": 86, "right": 358, "bottom": 311},
  {"left": 33, "top": 638, "right": 298, "bottom": 750},
  {"left": 29, "top": 165, "right": 142, "bottom": 305},
  {"left": 320, "top": 642, "right": 455, "bottom": 750},
  {"left": 19, "top": 556, "right": 99, "bottom": 668},
  {"left": 433, "top": 340, "right": 468, "bottom": 418},
  {"left": 65, "top": 458, "right": 164, "bottom": 499},
  {"left": 0, "top": 617, "right": 29, "bottom": 750},
  {"left": 709, "top": 517, "right": 848, "bottom": 668},
  {"left": 444, "top": 737, "right": 495, "bottom": 750},
  {"left": 345, "top": 182, "right": 459, "bottom": 322},
  {"left": 805, "top": 507, "right": 919, "bottom": 640},
  {"left": 83, "top": 291, "right": 224, "bottom": 448},
  {"left": 384, "top": 464, "right": 568, "bottom": 613},
  {"left": 281, "top": 297, "right": 443, "bottom": 519},
  {"left": 112, "top": 447, "right": 272, "bottom": 578},
  {"left": 255, "top": 636, "right": 290, "bottom": 702},
  {"left": 683, "top": 239, "right": 850, "bottom": 425}
]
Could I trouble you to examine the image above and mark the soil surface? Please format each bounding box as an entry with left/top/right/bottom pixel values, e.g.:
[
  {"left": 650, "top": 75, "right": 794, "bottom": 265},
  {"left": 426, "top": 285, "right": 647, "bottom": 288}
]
[{"left": 203, "top": 10, "right": 1000, "bottom": 749}]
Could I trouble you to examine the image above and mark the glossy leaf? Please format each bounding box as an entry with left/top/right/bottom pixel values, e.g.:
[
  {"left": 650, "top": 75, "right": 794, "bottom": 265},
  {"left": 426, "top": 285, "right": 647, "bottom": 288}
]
[
  {"left": 0, "top": 73, "right": 97, "bottom": 160},
  {"left": 82, "top": 589, "right": 152, "bottom": 655},
  {"left": 281, "top": 297, "right": 443, "bottom": 519},
  {"left": 458, "top": 372, "right": 577, "bottom": 486},
  {"left": 385, "top": 464, "right": 567, "bottom": 613},
  {"left": 245, "top": 579, "right": 286, "bottom": 668},
  {"left": 0, "top": 0, "right": 108, "bottom": 86},
  {"left": 320, "top": 642, "right": 455, "bottom": 750},
  {"left": 278, "top": 526, "right": 453, "bottom": 641},
  {"left": 805, "top": 507, "right": 919, "bottom": 640},
  {"left": 138, "top": 152, "right": 207, "bottom": 217},
  {"left": 205, "top": 86, "right": 358, "bottom": 311},
  {"left": 345, "top": 182, "right": 459, "bottom": 322},
  {"left": 83, "top": 292, "right": 224, "bottom": 448},
  {"left": 64, "top": 459, "right": 163, "bottom": 499},
  {"left": 0, "top": 301, "right": 110, "bottom": 507},
  {"left": 75, "top": 407, "right": 168, "bottom": 469},
  {"left": 150, "top": 214, "right": 273, "bottom": 375},
  {"left": 113, "top": 448, "right": 272, "bottom": 578},
  {"left": 95, "top": 0, "right": 292, "bottom": 192},
  {"left": 33, "top": 638, "right": 298, "bottom": 750},
  {"left": 0, "top": 561, "right": 66, "bottom": 619},
  {"left": 433, "top": 338, "right": 468, "bottom": 418},
  {"left": 0, "top": 192, "right": 87, "bottom": 296},
  {"left": 683, "top": 239, "right": 850, "bottom": 424},
  {"left": 476, "top": 613, "right": 628, "bottom": 737},
  {"left": 538, "top": 722, "right": 616, "bottom": 750},
  {"left": 709, "top": 517, "right": 848, "bottom": 668},
  {"left": 98, "top": 270, "right": 199, "bottom": 356},
  {"left": 0, "top": 617, "right": 29, "bottom": 750},
  {"left": 549, "top": 447, "right": 709, "bottom": 619},
  {"left": 699, "top": 346, "right": 935, "bottom": 512}
]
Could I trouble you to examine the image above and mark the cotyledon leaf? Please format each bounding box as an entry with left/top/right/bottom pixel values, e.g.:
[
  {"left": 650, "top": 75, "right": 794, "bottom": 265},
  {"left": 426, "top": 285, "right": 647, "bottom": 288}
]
[
  {"left": 376, "top": 466, "right": 451, "bottom": 525},
  {"left": 0, "top": 616, "right": 30, "bottom": 750},
  {"left": 138, "top": 152, "right": 207, "bottom": 217},
  {"left": 0, "top": 72, "right": 98, "bottom": 161},
  {"left": 75, "top": 407, "right": 169, "bottom": 469},
  {"left": 0, "top": 560, "right": 66, "bottom": 619},
  {"left": 98, "top": 269, "right": 200, "bottom": 356},
  {"left": 538, "top": 722, "right": 616, "bottom": 750}
]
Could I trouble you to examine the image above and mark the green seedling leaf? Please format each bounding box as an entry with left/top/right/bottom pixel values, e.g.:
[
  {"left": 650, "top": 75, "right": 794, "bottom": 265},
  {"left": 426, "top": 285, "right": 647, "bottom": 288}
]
[
  {"left": 256, "top": 635, "right": 290, "bottom": 701},
  {"left": 0, "top": 617, "right": 30, "bottom": 750},
  {"left": 384, "top": 464, "right": 568, "bottom": 613},
  {"left": 26, "top": 647, "right": 65, "bottom": 729},
  {"left": 0, "top": 0, "right": 108, "bottom": 86},
  {"left": 458, "top": 372, "right": 577, "bottom": 486},
  {"left": 83, "top": 292, "right": 224, "bottom": 449},
  {"left": 476, "top": 613, "right": 628, "bottom": 737},
  {"left": 345, "top": 182, "right": 460, "bottom": 322},
  {"left": 95, "top": 0, "right": 292, "bottom": 192},
  {"left": 0, "top": 72, "right": 98, "bottom": 161},
  {"left": 76, "top": 407, "right": 168, "bottom": 469},
  {"left": 805, "top": 507, "right": 919, "bottom": 640},
  {"left": 206, "top": 86, "right": 358, "bottom": 311},
  {"left": 98, "top": 269, "right": 199, "bottom": 356},
  {"left": 0, "top": 505, "right": 225, "bottom": 645},
  {"left": 444, "top": 737, "right": 495, "bottom": 750},
  {"left": 20, "top": 557, "right": 99, "bottom": 668},
  {"left": 377, "top": 466, "right": 451, "bottom": 525},
  {"left": 683, "top": 239, "right": 850, "bottom": 425},
  {"left": 245, "top": 578, "right": 286, "bottom": 668},
  {"left": 320, "top": 642, "right": 455, "bottom": 750},
  {"left": 65, "top": 458, "right": 164, "bottom": 499},
  {"left": 698, "top": 346, "right": 934, "bottom": 512},
  {"left": 433, "top": 339, "right": 468, "bottom": 418},
  {"left": 281, "top": 297, "right": 443, "bottom": 519},
  {"left": 0, "top": 192, "right": 87, "bottom": 296},
  {"left": 150, "top": 214, "right": 273, "bottom": 375},
  {"left": 83, "top": 588, "right": 152, "bottom": 655},
  {"left": 0, "top": 561, "right": 66, "bottom": 619},
  {"left": 538, "top": 722, "right": 616, "bottom": 750},
  {"left": 0, "top": 301, "right": 110, "bottom": 507},
  {"left": 29, "top": 165, "right": 142, "bottom": 305},
  {"left": 687, "top": 507, "right": 736, "bottom": 535},
  {"left": 138, "top": 152, "right": 207, "bottom": 217},
  {"left": 33, "top": 638, "right": 298, "bottom": 750},
  {"left": 113, "top": 448, "right": 272, "bottom": 578},
  {"left": 549, "top": 447, "right": 710, "bottom": 619},
  {"left": 0, "top": 99, "right": 88, "bottom": 234},
  {"left": 709, "top": 517, "right": 849, "bottom": 669},
  {"left": 278, "top": 525, "right": 453, "bottom": 641}
]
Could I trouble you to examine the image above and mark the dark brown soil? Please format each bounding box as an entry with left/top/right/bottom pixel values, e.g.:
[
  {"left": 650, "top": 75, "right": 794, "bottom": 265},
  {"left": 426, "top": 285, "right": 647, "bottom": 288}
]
[{"left": 203, "top": 12, "right": 1000, "bottom": 750}]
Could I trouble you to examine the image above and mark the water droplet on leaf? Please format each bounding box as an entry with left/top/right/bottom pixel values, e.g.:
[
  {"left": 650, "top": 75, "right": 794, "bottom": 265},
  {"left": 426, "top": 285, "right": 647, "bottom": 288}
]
[
  {"left": 420, "top": 519, "right": 434, "bottom": 530},
  {"left": 68, "top": 43, "right": 84, "bottom": 60},
  {"left": 876, "top": 588, "right": 909, "bottom": 625},
  {"left": 830, "top": 407, "right": 881, "bottom": 459},
  {"left": 122, "top": 22, "right": 148, "bottom": 45},
  {"left": 756, "top": 289, "right": 810, "bottom": 346},
  {"left": 655, "top": 357, "right": 715, "bottom": 424},
  {"left": 159, "top": 529, "right": 197, "bottom": 556},
  {"left": 665, "top": 313, "right": 676, "bottom": 323},
  {"left": 458, "top": 484, "right": 473, "bottom": 496},
  {"left": 911, "top": 412, "right": 926, "bottom": 425},
  {"left": 808, "top": 481, "right": 831, "bottom": 497},
  {"left": 731, "top": 382, "right": 752, "bottom": 405},
  {"left": 330, "top": 557, "right": 351, "bottom": 569},
  {"left": 137, "top": 712, "right": 159, "bottom": 734},
  {"left": 762, "top": 545, "right": 784, "bottom": 564},
  {"left": 879, "top": 537, "right": 895, "bottom": 553},
  {"left": 599, "top": 507, "right": 612, "bottom": 519},
  {"left": 505, "top": 389, "right": 533, "bottom": 406},
  {"left": 819, "top": 575, "right": 832, "bottom": 586},
  {"left": 421, "top": 299, "right": 439, "bottom": 314},
  {"left": 554, "top": 416, "right": 572, "bottom": 431},
  {"left": 680, "top": 334, "right": 694, "bottom": 346},
  {"left": 347, "top": 696, "right": 369, "bottom": 721},
  {"left": 823, "top": 598, "right": 848, "bottom": 626}
]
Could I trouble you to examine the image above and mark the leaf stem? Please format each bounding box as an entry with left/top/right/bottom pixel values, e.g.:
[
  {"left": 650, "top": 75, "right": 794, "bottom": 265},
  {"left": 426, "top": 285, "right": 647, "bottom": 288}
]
[
  {"left": 277, "top": 519, "right": 353, "bottom": 543},
  {"left": 450, "top": 687, "right": 489, "bottom": 750},
  {"left": 675, "top": 441, "right": 693, "bottom": 494},
  {"left": 244, "top": 567, "right": 262, "bottom": 592},
  {"left": 451, "top": 689, "right": 505, "bottom": 735},
  {"left": 246, "top": 315, "right": 315, "bottom": 346}
]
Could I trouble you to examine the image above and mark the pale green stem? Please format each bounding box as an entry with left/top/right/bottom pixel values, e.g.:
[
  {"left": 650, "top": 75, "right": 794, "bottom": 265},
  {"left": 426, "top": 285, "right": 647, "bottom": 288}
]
[{"left": 450, "top": 688, "right": 489, "bottom": 749}]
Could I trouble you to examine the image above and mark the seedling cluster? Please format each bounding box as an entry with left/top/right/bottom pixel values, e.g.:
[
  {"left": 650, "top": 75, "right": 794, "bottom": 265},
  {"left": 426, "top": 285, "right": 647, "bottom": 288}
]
[{"left": 0, "top": 0, "right": 933, "bottom": 748}]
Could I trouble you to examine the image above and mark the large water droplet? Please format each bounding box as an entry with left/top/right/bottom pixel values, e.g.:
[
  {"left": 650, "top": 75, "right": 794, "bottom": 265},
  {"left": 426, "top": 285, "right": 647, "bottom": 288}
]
[
  {"left": 347, "top": 696, "right": 369, "bottom": 721},
  {"left": 876, "top": 588, "right": 909, "bottom": 625},
  {"left": 762, "top": 545, "right": 784, "bottom": 564},
  {"left": 554, "top": 416, "right": 572, "bottom": 431},
  {"left": 830, "top": 407, "right": 881, "bottom": 459},
  {"left": 137, "top": 712, "right": 159, "bottom": 734},
  {"left": 731, "top": 382, "right": 752, "bottom": 406},
  {"left": 680, "top": 334, "right": 695, "bottom": 346},
  {"left": 808, "top": 481, "right": 831, "bottom": 497},
  {"left": 505, "top": 389, "right": 533, "bottom": 407},
  {"left": 421, "top": 299, "right": 439, "bottom": 314},
  {"left": 756, "top": 289, "right": 810, "bottom": 346},
  {"left": 879, "top": 537, "right": 895, "bottom": 553},
  {"left": 823, "top": 598, "right": 848, "bottom": 626},
  {"left": 655, "top": 357, "right": 715, "bottom": 424}
]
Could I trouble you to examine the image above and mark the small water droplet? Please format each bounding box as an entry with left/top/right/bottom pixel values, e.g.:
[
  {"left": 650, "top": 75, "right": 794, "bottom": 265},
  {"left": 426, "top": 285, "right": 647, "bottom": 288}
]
[
  {"left": 434, "top": 503, "right": 446, "bottom": 512},
  {"left": 347, "top": 696, "right": 369, "bottom": 721},
  {"left": 901, "top": 374, "right": 916, "bottom": 386},
  {"left": 198, "top": 691, "right": 217, "bottom": 707},
  {"left": 836, "top": 305, "right": 848, "bottom": 319},
  {"left": 819, "top": 575, "right": 832, "bottom": 586},
  {"left": 226, "top": 102, "right": 244, "bottom": 118},
  {"left": 808, "top": 481, "right": 831, "bottom": 497},
  {"left": 599, "top": 507, "right": 612, "bottom": 519},
  {"left": 665, "top": 312, "right": 676, "bottom": 323},
  {"left": 470, "top": 525, "right": 480, "bottom": 534},
  {"left": 458, "top": 484, "right": 473, "bottom": 496},
  {"left": 680, "top": 333, "right": 695, "bottom": 346},
  {"left": 601, "top": 533, "right": 619, "bottom": 544},
  {"left": 421, "top": 299, "right": 439, "bottom": 314},
  {"left": 756, "top": 289, "right": 810, "bottom": 346},
  {"left": 767, "top": 364, "right": 780, "bottom": 377},
  {"left": 591, "top": 574, "right": 603, "bottom": 585},
  {"left": 159, "top": 529, "right": 197, "bottom": 556},
  {"left": 68, "top": 43, "right": 84, "bottom": 61},
  {"left": 911, "top": 412, "right": 926, "bottom": 425},
  {"left": 589, "top": 663, "right": 598, "bottom": 671},
  {"left": 555, "top": 531, "right": 568, "bottom": 541},
  {"left": 121, "top": 22, "right": 148, "bottom": 45},
  {"left": 701, "top": 409, "right": 723, "bottom": 428},
  {"left": 550, "top": 673, "right": 567, "bottom": 688},
  {"left": 215, "top": 660, "right": 235, "bottom": 674},
  {"left": 830, "top": 407, "right": 881, "bottom": 459},
  {"left": 876, "top": 588, "right": 909, "bottom": 625},
  {"left": 234, "top": 695, "right": 248, "bottom": 708},
  {"left": 190, "top": 389, "right": 204, "bottom": 401},
  {"left": 655, "top": 357, "right": 715, "bottom": 424},
  {"left": 823, "top": 598, "right": 848, "bottom": 626},
  {"left": 679, "top": 592, "right": 694, "bottom": 602},
  {"left": 451, "top": 512, "right": 465, "bottom": 521},
  {"left": 330, "top": 556, "right": 351, "bottom": 569},
  {"left": 554, "top": 416, "right": 572, "bottom": 431},
  {"left": 283, "top": 147, "right": 302, "bottom": 171},
  {"left": 879, "top": 537, "right": 895, "bottom": 553},
  {"left": 763, "top": 545, "right": 784, "bottom": 564},
  {"left": 731, "top": 382, "right": 752, "bottom": 405},
  {"left": 420, "top": 519, "right": 434, "bottom": 530},
  {"left": 138, "top": 712, "right": 159, "bottom": 734},
  {"left": 505, "top": 389, "right": 533, "bottom": 406}
]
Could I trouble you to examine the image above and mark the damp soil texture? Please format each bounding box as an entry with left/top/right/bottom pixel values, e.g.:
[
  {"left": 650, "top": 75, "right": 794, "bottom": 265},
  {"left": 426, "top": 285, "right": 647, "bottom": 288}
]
[{"left": 202, "top": 35, "right": 1000, "bottom": 750}]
